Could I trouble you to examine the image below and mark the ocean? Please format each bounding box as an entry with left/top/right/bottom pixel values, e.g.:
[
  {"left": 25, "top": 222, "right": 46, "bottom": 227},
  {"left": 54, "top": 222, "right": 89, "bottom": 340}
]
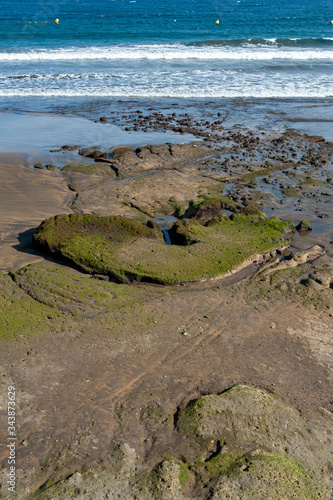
[{"left": 0, "top": 0, "right": 332, "bottom": 101}]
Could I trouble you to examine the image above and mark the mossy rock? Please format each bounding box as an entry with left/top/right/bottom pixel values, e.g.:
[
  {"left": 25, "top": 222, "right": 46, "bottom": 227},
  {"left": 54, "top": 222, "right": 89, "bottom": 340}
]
[
  {"left": 296, "top": 220, "right": 312, "bottom": 232},
  {"left": 112, "top": 146, "right": 134, "bottom": 158},
  {"left": 177, "top": 385, "right": 306, "bottom": 452},
  {"left": 61, "top": 163, "right": 116, "bottom": 176},
  {"left": 168, "top": 196, "right": 187, "bottom": 217},
  {"left": 209, "top": 453, "right": 324, "bottom": 499},
  {"left": 283, "top": 187, "right": 302, "bottom": 197},
  {"left": 175, "top": 385, "right": 330, "bottom": 496},
  {"left": 238, "top": 201, "right": 267, "bottom": 221},
  {"left": 9, "top": 261, "right": 157, "bottom": 319},
  {"left": 191, "top": 194, "right": 240, "bottom": 220},
  {"left": 0, "top": 271, "right": 61, "bottom": 338},
  {"left": 32, "top": 214, "right": 293, "bottom": 285},
  {"left": 32, "top": 214, "right": 164, "bottom": 282},
  {"left": 173, "top": 385, "right": 332, "bottom": 498},
  {"left": 205, "top": 214, "right": 230, "bottom": 226},
  {"left": 146, "top": 459, "right": 193, "bottom": 500},
  {"left": 169, "top": 219, "right": 204, "bottom": 245}
]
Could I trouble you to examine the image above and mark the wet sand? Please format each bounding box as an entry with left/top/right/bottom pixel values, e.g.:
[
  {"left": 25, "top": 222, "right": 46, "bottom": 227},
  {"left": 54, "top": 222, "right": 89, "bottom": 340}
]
[{"left": 0, "top": 153, "right": 73, "bottom": 270}]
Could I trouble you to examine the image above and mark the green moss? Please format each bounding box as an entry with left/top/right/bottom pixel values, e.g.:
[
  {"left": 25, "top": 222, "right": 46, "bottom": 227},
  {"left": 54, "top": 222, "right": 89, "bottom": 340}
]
[
  {"left": 283, "top": 187, "right": 302, "bottom": 197},
  {"left": 209, "top": 453, "right": 324, "bottom": 499},
  {"left": 178, "top": 462, "right": 191, "bottom": 486},
  {"left": 32, "top": 214, "right": 293, "bottom": 285},
  {"left": 193, "top": 453, "right": 244, "bottom": 480},
  {"left": 61, "top": 163, "right": 115, "bottom": 176},
  {"left": 236, "top": 165, "right": 289, "bottom": 183},
  {"left": 9, "top": 262, "right": 168, "bottom": 326},
  {"left": 146, "top": 459, "right": 193, "bottom": 499},
  {"left": 302, "top": 176, "right": 320, "bottom": 186},
  {"left": 168, "top": 196, "right": 187, "bottom": 217},
  {"left": 194, "top": 193, "right": 240, "bottom": 211},
  {"left": 0, "top": 271, "right": 61, "bottom": 338}
]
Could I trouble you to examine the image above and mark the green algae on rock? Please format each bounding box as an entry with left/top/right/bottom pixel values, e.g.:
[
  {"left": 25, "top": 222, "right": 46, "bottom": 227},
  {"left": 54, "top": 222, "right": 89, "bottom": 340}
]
[
  {"left": 173, "top": 385, "right": 331, "bottom": 498},
  {"left": 9, "top": 261, "right": 165, "bottom": 321},
  {"left": 32, "top": 213, "right": 294, "bottom": 285},
  {"left": 0, "top": 271, "right": 61, "bottom": 338},
  {"left": 61, "top": 163, "right": 116, "bottom": 176}
]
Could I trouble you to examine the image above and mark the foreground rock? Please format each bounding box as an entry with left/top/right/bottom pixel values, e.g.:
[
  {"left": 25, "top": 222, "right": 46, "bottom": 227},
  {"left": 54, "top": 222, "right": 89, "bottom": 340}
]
[
  {"left": 173, "top": 384, "right": 332, "bottom": 498},
  {"left": 1, "top": 254, "right": 332, "bottom": 498},
  {"left": 32, "top": 213, "right": 293, "bottom": 285},
  {"left": 24, "top": 385, "right": 332, "bottom": 499}
]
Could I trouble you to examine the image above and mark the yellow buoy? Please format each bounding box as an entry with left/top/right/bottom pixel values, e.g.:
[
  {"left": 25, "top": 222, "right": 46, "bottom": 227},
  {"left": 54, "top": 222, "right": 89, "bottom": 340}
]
[
  {"left": 216, "top": 20, "right": 220, "bottom": 25},
  {"left": 55, "top": 18, "right": 59, "bottom": 24}
]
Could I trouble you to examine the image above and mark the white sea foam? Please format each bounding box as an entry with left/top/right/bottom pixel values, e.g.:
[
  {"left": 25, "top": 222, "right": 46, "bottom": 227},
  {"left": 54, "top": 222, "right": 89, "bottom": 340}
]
[
  {"left": 0, "top": 44, "right": 332, "bottom": 62},
  {"left": 0, "top": 86, "right": 331, "bottom": 99}
]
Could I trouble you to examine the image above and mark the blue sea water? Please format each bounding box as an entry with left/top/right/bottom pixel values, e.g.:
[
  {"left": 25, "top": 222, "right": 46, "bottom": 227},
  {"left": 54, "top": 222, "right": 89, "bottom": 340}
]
[{"left": 0, "top": 0, "right": 332, "bottom": 100}]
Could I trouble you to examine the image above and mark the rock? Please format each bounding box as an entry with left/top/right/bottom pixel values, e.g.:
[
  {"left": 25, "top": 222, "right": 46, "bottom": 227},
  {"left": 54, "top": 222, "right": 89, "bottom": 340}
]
[
  {"left": 86, "top": 150, "right": 104, "bottom": 159},
  {"left": 146, "top": 220, "right": 161, "bottom": 230},
  {"left": 234, "top": 201, "right": 267, "bottom": 221},
  {"left": 111, "top": 143, "right": 210, "bottom": 179},
  {"left": 32, "top": 213, "right": 292, "bottom": 285},
  {"left": 61, "top": 163, "right": 116, "bottom": 176},
  {"left": 99, "top": 116, "right": 107, "bottom": 123},
  {"left": 194, "top": 198, "right": 224, "bottom": 222},
  {"left": 174, "top": 384, "right": 331, "bottom": 498},
  {"left": 61, "top": 145, "right": 81, "bottom": 151},
  {"left": 78, "top": 146, "right": 100, "bottom": 157},
  {"left": 33, "top": 163, "right": 44, "bottom": 169},
  {"left": 296, "top": 220, "right": 312, "bottom": 232},
  {"left": 168, "top": 219, "right": 201, "bottom": 246},
  {"left": 109, "top": 443, "right": 138, "bottom": 476},
  {"left": 91, "top": 274, "right": 109, "bottom": 281},
  {"left": 308, "top": 270, "right": 333, "bottom": 287},
  {"left": 95, "top": 152, "right": 110, "bottom": 160},
  {"left": 146, "top": 459, "right": 190, "bottom": 500},
  {"left": 205, "top": 214, "right": 230, "bottom": 226}
]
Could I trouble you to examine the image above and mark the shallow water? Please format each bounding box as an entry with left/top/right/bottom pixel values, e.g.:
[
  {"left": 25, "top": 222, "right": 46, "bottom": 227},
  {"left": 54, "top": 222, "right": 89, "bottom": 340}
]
[{"left": 0, "top": 112, "right": 194, "bottom": 153}]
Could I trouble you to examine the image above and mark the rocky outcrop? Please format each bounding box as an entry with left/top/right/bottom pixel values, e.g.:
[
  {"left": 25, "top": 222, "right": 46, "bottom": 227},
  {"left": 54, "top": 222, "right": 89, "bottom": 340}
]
[
  {"left": 33, "top": 385, "right": 333, "bottom": 499},
  {"left": 76, "top": 143, "right": 210, "bottom": 179},
  {"left": 32, "top": 213, "right": 292, "bottom": 285}
]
